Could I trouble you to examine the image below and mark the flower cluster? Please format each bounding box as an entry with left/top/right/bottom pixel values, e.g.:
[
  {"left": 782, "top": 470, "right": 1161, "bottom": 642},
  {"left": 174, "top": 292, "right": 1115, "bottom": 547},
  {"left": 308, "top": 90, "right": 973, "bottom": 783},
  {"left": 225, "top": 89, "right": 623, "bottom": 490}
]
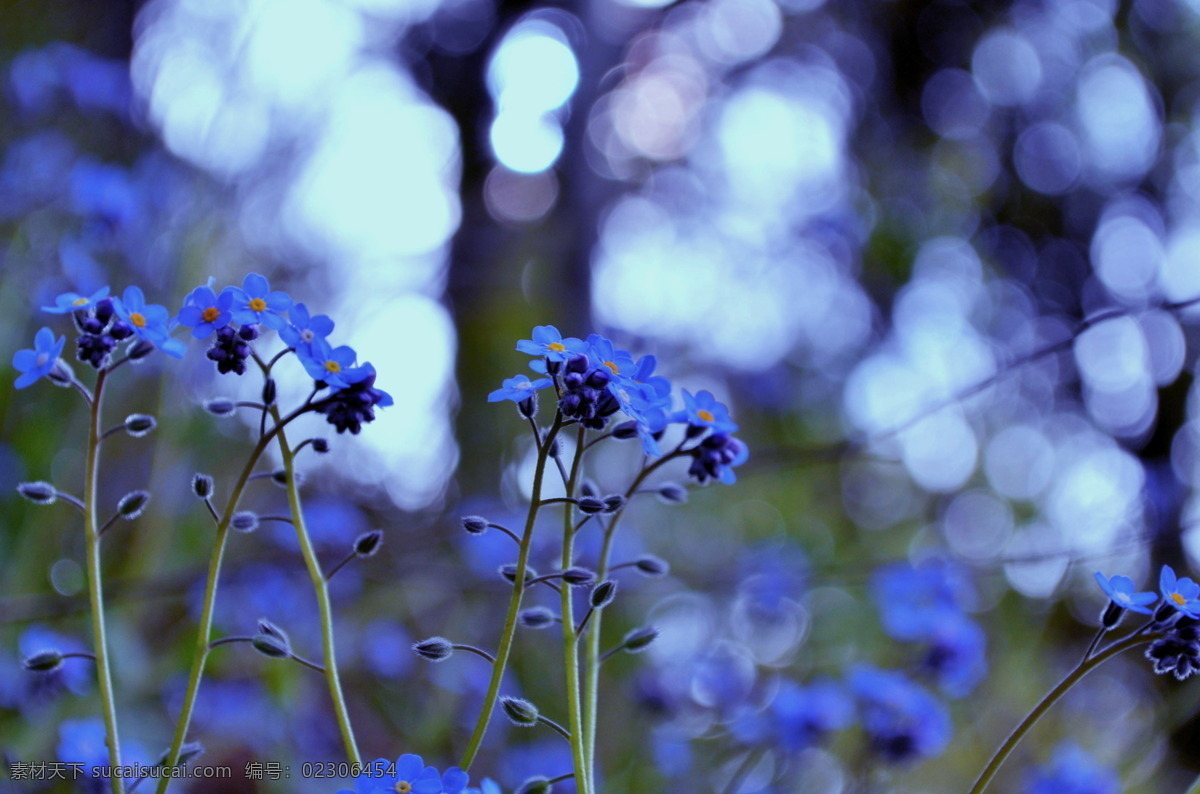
[
  {"left": 337, "top": 754, "right": 497, "bottom": 794},
  {"left": 1095, "top": 566, "right": 1200, "bottom": 680},
  {"left": 872, "top": 562, "right": 987, "bottom": 697},
  {"left": 492, "top": 325, "right": 748, "bottom": 484}
]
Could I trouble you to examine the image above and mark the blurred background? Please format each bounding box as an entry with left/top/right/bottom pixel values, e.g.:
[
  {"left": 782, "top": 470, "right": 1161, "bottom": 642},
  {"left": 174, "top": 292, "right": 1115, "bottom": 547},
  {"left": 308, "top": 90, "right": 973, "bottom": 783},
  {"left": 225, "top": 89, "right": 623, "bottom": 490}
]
[{"left": 5, "top": 0, "right": 1200, "bottom": 790}]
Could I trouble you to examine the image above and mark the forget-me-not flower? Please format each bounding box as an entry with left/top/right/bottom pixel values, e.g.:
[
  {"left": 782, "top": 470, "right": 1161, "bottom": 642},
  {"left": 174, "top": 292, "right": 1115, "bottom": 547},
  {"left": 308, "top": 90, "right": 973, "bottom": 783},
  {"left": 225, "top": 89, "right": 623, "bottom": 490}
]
[
  {"left": 12, "top": 327, "right": 65, "bottom": 388},
  {"left": 227, "top": 273, "right": 292, "bottom": 330},
  {"left": 42, "top": 285, "right": 109, "bottom": 314}
]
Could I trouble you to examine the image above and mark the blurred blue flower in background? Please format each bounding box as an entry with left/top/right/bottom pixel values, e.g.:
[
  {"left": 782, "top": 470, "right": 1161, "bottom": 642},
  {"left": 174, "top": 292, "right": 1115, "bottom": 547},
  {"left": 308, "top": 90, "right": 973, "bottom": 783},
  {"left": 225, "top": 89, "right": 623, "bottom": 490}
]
[
  {"left": 1025, "top": 742, "right": 1120, "bottom": 794},
  {"left": 849, "top": 665, "right": 951, "bottom": 764}
]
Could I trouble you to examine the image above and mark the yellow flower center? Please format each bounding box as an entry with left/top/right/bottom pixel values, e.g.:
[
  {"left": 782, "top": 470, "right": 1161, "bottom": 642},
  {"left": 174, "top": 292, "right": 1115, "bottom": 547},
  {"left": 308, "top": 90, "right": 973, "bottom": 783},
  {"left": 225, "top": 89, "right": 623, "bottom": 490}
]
[
  {"left": 394, "top": 783, "right": 412, "bottom": 793},
  {"left": 325, "top": 361, "right": 342, "bottom": 374},
  {"left": 698, "top": 409, "right": 715, "bottom": 423},
  {"left": 130, "top": 312, "right": 147, "bottom": 328},
  {"left": 604, "top": 360, "right": 619, "bottom": 374},
  {"left": 72, "top": 297, "right": 89, "bottom": 306},
  {"left": 202, "top": 307, "right": 220, "bottom": 322},
  {"left": 548, "top": 342, "right": 566, "bottom": 352},
  {"left": 1173, "top": 592, "right": 1187, "bottom": 606},
  {"left": 249, "top": 298, "right": 267, "bottom": 312}
]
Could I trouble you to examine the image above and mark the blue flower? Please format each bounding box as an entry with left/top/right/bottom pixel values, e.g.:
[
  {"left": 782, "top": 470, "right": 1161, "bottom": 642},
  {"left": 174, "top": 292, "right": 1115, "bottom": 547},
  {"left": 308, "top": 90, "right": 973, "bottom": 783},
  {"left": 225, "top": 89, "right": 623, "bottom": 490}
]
[
  {"left": 176, "top": 283, "right": 233, "bottom": 339},
  {"left": 227, "top": 273, "right": 293, "bottom": 330},
  {"left": 922, "top": 615, "right": 987, "bottom": 698},
  {"left": 57, "top": 717, "right": 149, "bottom": 793},
  {"left": 1025, "top": 742, "right": 1120, "bottom": 794},
  {"left": 488, "top": 374, "right": 552, "bottom": 403},
  {"left": 849, "top": 665, "right": 951, "bottom": 764},
  {"left": 1160, "top": 565, "right": 1200, "bottom": 617},
  {"left": 343, "top": 754, "right": 444, "bottom": 794},
  {"left": 440, "top": 766, "right": 471, "bottom": 794},
  {"left": 279, "top": 302, "right": 335, "bottom": 353},
  {"left": 297, "top": 338, "right": 359, "bottom": 390},
  {"left": 584, "top": 333, "right": 636, "bottom": 378},
  {"left": 465, "top": 779, "right": 502, "bottom": 794},
  {"left": 12, "top": 327, "right": 65, "bottom": 388},
  {"left": 871, "top": 563, "right": 970, "bottom": 642},
  {"left": 766, "top": 678, "right": 853, "bottom": 753},
  {"left": 516, "top": 325, "right": 585, "bottom": 362},
  {"left": 676, "top": 389, "right": 738, "bottom": 433},
  {"left": 611, "top": 380, "right": 671, "bottom": 456},
  {"left": 41, "top": 285, "right": 109, "bottom": 314},
  {"left": 1093, "top": 572, "right": 1157, "bottom": 615},
  {"left": 113, "top": 286, "right": 184, "bottom": 358}
]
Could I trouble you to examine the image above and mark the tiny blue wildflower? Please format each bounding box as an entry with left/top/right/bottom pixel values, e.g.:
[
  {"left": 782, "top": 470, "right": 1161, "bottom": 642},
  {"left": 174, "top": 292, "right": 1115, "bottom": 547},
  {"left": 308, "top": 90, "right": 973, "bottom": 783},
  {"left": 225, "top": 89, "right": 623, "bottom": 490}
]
[
  {"left": 675, "top": 389, "right": 738, "bottom": 433},
  {"left": 1093, "top": 572, "right": 1157, "bottom": 615},
  {"left": 766, "top": 678, "right": 854, "bottom": 753},
  {"left": 41, "top": 285, "right": 110, "bottom": 314},
  {"left": 488, "top": 374, "right": 552, "bottom": 403},
  {"left": 516, "top": 325, "right": 585, "bottom": 362},
  {"left": 465, "top": 779, "right": 503, "bottom": 794},
  {"left": 113, "top": 286, "right": 184, "bottom": 358},
  {"left": 297, "top": 338, "right": 359, "bottom": 390},
  {"left": 227, "top": 273, "right": 293, "bottom": 330},
  {"left": 849, "top": 665, "right": 951, "bottom": 764},
  {"left": 278, "top": 302, "right": 334, "bottom": 353},
  {"left": 872, "top": 563, "right": 969, "bottom": 642},
  {"left": 341, "top": 753, "right": 444, "bottom": 794},
  {"left": 611, "top": 380, "right": 671, "bottom": 456},
  {"left": 625, "top": 353, "right": 672, "bottom": 399},
  {"left": 176, "top": 283, "right": 233, "bottom": 339},
  {"left": 1160, "top": 565, "right": 1200, "bottom": 617},
  {"left": 1025, "top": 742, "right": 1120, "bottom": 794},
  {"left": 13, "top": 327, "right": 66, "bottom": 388},
  {"left": 584, "top": 332, "right": 637, "bottom": 378},
  {"left": 440, "top": 767, "right": 471, "bottom": 794},
  {"left": 923, "top": 615, "right": 987, "bottom": 698}
]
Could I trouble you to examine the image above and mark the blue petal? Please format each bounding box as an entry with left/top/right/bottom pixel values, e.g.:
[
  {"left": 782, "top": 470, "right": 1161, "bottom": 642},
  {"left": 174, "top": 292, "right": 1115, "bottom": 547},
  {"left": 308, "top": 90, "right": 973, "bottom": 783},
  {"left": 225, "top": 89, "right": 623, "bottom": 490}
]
[{"left": 243, "top": 273, "right": 269, "bottom": 297}]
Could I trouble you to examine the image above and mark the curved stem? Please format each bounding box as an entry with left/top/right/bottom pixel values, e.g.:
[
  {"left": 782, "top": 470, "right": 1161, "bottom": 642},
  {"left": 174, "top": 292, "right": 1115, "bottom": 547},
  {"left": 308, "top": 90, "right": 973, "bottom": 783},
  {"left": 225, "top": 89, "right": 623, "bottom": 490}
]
[
  {"left": 559, "top": 426, "right": 591, "bottom": 794},
  {"left": 157, "top": 407, "right": 308, "bottom": 793},
  {"left": 270, "top": 404, "right": 361, "bottom": 764},
  {"left": 968, "top": 634, "right": 1152, "bottom": 794},
  {"left": 460, "top": 414, "right": 563, "bottom": 771},
  {"left": 83, "top": 367, "right": 124, "bottom": 792}
]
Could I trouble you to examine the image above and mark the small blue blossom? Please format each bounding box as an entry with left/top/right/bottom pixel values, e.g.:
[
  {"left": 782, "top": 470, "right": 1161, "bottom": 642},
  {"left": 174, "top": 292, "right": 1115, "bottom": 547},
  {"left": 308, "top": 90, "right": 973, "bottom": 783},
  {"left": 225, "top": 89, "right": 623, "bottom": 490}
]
[
  {"left": 611, "top": 380, "right": 670, "bottom": 456},
  {"left": 488, "top": 374, "right": 552, "bottom": 403},
  {"left": 57, "top": 717, "right": 150, "bottom": 793},
  {"left": 113, "top": 286, "right": 184, "bottom": 358},
  {"left": 340, "top": 754, "right": 444, "bottom": 794},
  {"left": 923, "top": 615, "right": 987, "bottom": 698},
  {"left": 850, "top": 665, "right": 952, "bottom": 764},
  {"left": 279, "top": 302, "right": 335, "bottom": 353},
  {"left": 41, "top": 285, "right": 109, "bottom": 314},
  {"left": 872, "top": 563, "right": 971, "bottom": 642},
  {"left": 625, "top": 353, "right": 672, "bottom": 399},
  {"left": 440, "top": 766, "right": 471, "bottom": 794},
  {"left": 767, "top": 678, "right": 853, "bottom": 753},
  {"left": 297, "top": 338, "right": 359, "bottom": 390},
  {"left": 176, "top": 283, "right": 233, "bottom": 339},
  {"left": 1093, "top": 572, "right": 1157, "bottom": 615},
  {"left": 464, "top": 781, "right": 502, "bottom": 794},
  {"left": 227, "top": 273, "right": 293, "bottom": 330},
  {"left": 516, "top": 325, "right": 585, "bottom": 362},
  {"left": 12, "top": 327, "right": 65, "bottom": 388},
  {"left": 676, "top": 389, "right": 738, "bottom": 433},
  {"left": 1160, "top": 565, "right": 1200, "bottom": 617},
  {"left": 584, "top": 333, "right": 637, "bottom": 378},
  {"left": 1025, "top": 742, "right": 1120, "bottom": 794}
]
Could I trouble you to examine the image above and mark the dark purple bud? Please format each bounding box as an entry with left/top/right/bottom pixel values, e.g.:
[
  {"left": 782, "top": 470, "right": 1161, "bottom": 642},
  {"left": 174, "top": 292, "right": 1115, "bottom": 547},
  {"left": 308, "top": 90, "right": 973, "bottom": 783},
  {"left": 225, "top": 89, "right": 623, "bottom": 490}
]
[
  {"left": 353, "top": 530, "right": 383, "bottom": 557},
  {"left": 519, "top": 607, "right": 557, "bottom": 629},
  {"left": 311, "top": 438, "right": 330, "bottom": 453},
  {"left": 262, "top": 378, "right": 277, "bottom": 407},
  {"left": 500, "top": 696, "right": 539, "bottom": 726},
  {"left": 561, "top": 567, "right": 597, "bottom": 587},
  {"left": 462, "top": 515, "right": 489, "bottom": 534},
  {"left": 577, "top": 496, "right": 605, "bottom": 514},
  {"left": 204, "top": 398, "right": 236, "bottom": 416},
  {"left": 622, "top": 625, "right": 659, "bottom": 653},
  {"left": 601, "top": 494, "right": 625, "bottom": 513},
  {"left": 590, "top": 580, "right": 617, "bottom": 609},
  {"left": 231, "top": 511, "right": 259, "bottom": 533},
  {"left": 191, "top": 474, "right": 214, "bottom": 499},
  {"left": 23, "top": 649, "right": 64, "bottom": 672},
  {"left": 117, "top": 490, "right": 150, "bottom": 519},
  {"left": 124, "top": 414, "right": 156, "bottom": 437},
  {"left": 413, "top": 636, "right": 454, "bottom": 662},
  {"left": 17, "top": 481, "right": 57, "bottom": 505},
  {"left": 612, "top": 420, "right": 638, "bottom": 440},
  {"left": 238, "top": 324, "right": 260, "bottom": 341},
  {"left": 128, "top": 339, "right": 156, "bottom": 360},
  {"left": 635, "top": 555, "right": 670, "bottom": 577},
  {"left": 565, "top": 354, "right": 589, "bottom": 374},
  {"left": 656, "top": 483, "right": 687, "bottom": 504}
]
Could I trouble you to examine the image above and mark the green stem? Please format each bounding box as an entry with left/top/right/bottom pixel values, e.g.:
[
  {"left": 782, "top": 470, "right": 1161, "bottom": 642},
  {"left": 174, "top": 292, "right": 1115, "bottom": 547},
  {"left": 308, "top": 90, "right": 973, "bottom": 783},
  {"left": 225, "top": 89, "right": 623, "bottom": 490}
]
[
  {"left": 156, "top": 411, "right": 303, "bottom": 793},
  {"left": 581, "top": 447, "right": 684, "bottom": 775},
  {"left": 85, "top": 369, "right": 125, "bottom": 794},
  {"left": 460, "top": 414, "right": 563, "bottom": 770},
  {"left": 968, "top": 634, "right": 1152, "bottom": 794},
  {"left": 272, "top": 409, "right": 361, "bottom": 764},
  {"left": 559, "top": 427, "right": 591, "bottom": 794}
]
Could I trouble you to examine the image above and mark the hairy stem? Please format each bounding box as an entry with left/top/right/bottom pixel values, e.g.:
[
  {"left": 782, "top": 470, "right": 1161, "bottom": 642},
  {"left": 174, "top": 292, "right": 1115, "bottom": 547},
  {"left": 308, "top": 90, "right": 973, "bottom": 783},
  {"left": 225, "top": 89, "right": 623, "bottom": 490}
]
[
  {"left": 460, "top": 414, "right": 563, "bottom": 770},
  {"left": 559, "top": 426, "right": 592, "bottom": 794},
  {"left": 85, "top": 369, "right": 124, "bottom": 794}
]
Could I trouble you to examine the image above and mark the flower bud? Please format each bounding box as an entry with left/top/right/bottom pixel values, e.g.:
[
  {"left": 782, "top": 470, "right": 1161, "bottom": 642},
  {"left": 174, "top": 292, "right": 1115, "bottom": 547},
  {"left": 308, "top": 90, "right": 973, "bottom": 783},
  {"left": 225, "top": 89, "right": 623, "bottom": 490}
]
[
  {"left": 561, "top": 567, "right": 597, "bottom": 587},
  {"left": 238, "top": 324, "right": 260, "bottom": 341},
  {"left": 251, "top": 621, "right": 291, "bottom": 658},
  {"left": 635, "top": 555, "right": 670, "bottom": 577},
  {"left": 191, "top": 474, "right": 214, "bottom": 499},
  {"left": 500, "top": 696, "right": 539, "bottom": 726},
  {"left": 413, "top": 637, "right": 454, "bottom": 662},
  {"left": 128, "top": 339, "right": 156, "bottom": 361},
  {"left": 47, "top": 359, "right": 75, "bottom": 388},
  {"left": 257, "top": 619, "right": 288, "bottom": 642},
  {"left": 580, "top": 478, "right": 600, "bottom": 498},
  {"left": 311, "top": 438, "right": 330, "bottom": 453},
  {"left": 203, "top": 398, "right": 236, "bottom": 417},
  {"left": 231, "top": 511, "right": 259, "bottom": 533},
  {"left": 23, "top": 649, "right": 64, "bottom": 672},
  {"left": 601, "top": 494, "right": 625, "bottom": 513},
  {"left": 519, "top": 607, "right": 557, "bottom": 629},
  {"left": 577, "top": 496, "right": 605, "bottom": 514},
  {"left": 611, "top": 420, "right": 638, "bottom": 440},
  {"left": 518, "top": 394, "right": 537, "bottom": 419},
  {"left": 500, "top": 564, "right": 538, "bottom": 584},
  {"left": 124, "top": 414, "right": 157, "bottom": 437},
  {"left": 17, "top": 481, "right": 57, "bottom": 505},
  {"left": 590, "top": 580, "right": 617, "bottom": 610},
  {"left": 622, "top": 626, "right": 659, "bottom": 653},
  {"left": 270, "top": 469, "right": 290, "bottom": 488},
  {"left": 547, "top": 437, "right": 560, "bottom": 458},
  {"left": 517, "top": 777, "right": 552, "bottom": 794},
  {"left": 156, "top": 741, "right": 205, "bottom": 767},
  {"left": 656, "top": 482, "right": 688, "bottom": 504},
  {"left": 261, "top": 378, "right": 277, "bottom": 407},
  {"left": 462, "top": 515, "right": 489, "bottom": 535},
  {"left": 117, "top": 490, "right": 151, "bottom": 519},
  {"left": 354, "top": 530, "right": 383, "bottom": 558}
]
